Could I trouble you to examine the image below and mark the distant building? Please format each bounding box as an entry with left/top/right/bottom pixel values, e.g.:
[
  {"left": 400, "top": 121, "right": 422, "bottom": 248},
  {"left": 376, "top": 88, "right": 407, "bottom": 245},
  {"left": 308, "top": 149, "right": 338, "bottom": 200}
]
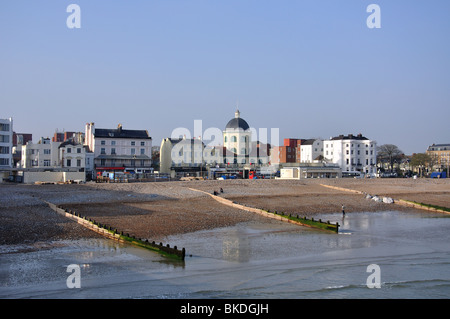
[
  {"left": 13, "top": 132, "right": 32, "bottom": 146},
  {"left": 0, "top": 118, "right": 13, "bottom": 168},
  {"left": 52, "top": 130, "right": 84, "bottom": 144},
  {"left": 160, "top": 137, "right": 221, "bottom": 174},
  {"left": 300, "top": 139, "right": 324, "bottom": 163},
  {"left": 21, "top": 137, "right": 61, "bottom": 168},
  {"left": 58, "top": 139, "right": 91, "bottom": 171},
  {"left": 12, "top": 132, "right": 33, "bottom": 168},
  {"left": 249, "top": 140, "right": 271, "bottom": 166},
  {"left": 426, "top": 143, "right": 450, "bottom": 171},
  {"left": 85, "top": 122, "right": 152, "bottom": 175},
  {"left": 222, "top": 109, "right": 270, "bottom": 166},
  {"left": 223, "top": 109, "right": 252, "bottom": 165},
  {"left": 323, "top": 133, "right": 377, "bottom": 175},
  {"left": 274, "top": 138, "right": 302, "bottom": 164}
]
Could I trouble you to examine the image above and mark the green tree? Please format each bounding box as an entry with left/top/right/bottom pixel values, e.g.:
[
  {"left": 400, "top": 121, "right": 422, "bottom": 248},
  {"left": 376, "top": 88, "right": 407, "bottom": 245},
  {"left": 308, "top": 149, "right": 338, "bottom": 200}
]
[
  {"left": 410, "top": 153, "right": 431, "bottom": 177},
  {"left": 377, "top": 144, "right": 404, "bottom": 172}
]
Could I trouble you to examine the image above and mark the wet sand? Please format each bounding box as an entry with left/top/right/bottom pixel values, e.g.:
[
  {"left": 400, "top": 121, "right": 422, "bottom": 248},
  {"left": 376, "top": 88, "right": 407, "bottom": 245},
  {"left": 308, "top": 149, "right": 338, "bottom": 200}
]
[{"left": 1, "top": 178, "right": 449, "bottom": 248}]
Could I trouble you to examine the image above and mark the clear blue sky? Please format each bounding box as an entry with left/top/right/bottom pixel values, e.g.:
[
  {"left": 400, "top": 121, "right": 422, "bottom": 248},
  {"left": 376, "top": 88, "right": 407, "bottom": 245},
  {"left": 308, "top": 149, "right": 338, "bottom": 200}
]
[{"left": 1, "top": 1, "right": 449, "bottom": 154}]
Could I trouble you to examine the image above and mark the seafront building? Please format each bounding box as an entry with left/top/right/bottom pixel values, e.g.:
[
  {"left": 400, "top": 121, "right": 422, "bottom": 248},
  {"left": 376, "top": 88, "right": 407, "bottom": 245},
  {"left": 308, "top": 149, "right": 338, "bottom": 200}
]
[
  {"left": 85, "top": 122, "right": 153, "bottom": 177},
  {"left": 322, "top": 134, "right": 377, "bottom": 176},
  {"left": 159, "top": 110, "right": 271, "bottom": 177},
  {"left": 427, "top": 143, "right": 450, "bottom": 174},
  {"left": 300, "top": 139, "right": 324, "bottom": 163},
  {"left": 223, "top": 109, "right": 252, "bottom": 165},
  {"left": 0, "top": 118, "right": 13, "bottom": 168},
  {"left": 21, "top": 137, "right": 61, "bottom": 168}
]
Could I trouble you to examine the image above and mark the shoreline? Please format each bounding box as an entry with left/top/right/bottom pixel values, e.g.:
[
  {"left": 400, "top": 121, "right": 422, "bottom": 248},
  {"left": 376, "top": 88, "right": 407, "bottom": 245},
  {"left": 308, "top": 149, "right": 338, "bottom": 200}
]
[{"left": 1, "top": 178, "right": 449, "bottom": 250}]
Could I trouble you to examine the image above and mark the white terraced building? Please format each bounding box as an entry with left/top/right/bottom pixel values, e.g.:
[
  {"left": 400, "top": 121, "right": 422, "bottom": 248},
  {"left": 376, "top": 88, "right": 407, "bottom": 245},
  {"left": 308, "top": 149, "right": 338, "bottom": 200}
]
[{"left": 323, "top": 133, "right": 377, "bottom": 175}]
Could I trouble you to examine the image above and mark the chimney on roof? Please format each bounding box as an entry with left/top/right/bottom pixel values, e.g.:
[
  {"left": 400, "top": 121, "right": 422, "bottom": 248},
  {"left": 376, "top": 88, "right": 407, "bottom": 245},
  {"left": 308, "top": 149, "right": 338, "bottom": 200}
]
[{"left": 117, "top": 124, "right": 122, "bottom": 133}]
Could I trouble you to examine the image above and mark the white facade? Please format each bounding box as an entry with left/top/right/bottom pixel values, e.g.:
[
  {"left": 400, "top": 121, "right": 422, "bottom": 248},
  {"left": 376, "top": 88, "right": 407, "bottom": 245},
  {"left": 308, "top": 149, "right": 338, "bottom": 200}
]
[
  {"left": 300, "top": 139, "right": 324, "bottom": 163},
  {"left": 0, "top": 118, "right": 13, "bottom": 168},
  {"left": 323, "top": 134, "right": 377, "bottom": 174},
  {"left": 21, "top": 138, "right": 61, "bottom": 168},
  {"left": 59, "top": 141, "right": 89, "bottom": 169},
  {"left": 85, "top": 122, "right": 152, "bottom": 171},
  {"left": 223, "top": 110, "right": 251, "bottom": 165}
]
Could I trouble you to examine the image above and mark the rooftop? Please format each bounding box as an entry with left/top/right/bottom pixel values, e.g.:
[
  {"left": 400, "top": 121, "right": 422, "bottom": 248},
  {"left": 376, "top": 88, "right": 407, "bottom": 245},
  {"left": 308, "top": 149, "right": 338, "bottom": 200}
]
[
  {"left": 331, "top": 133, "right": 368, "bottom": 141},
  {"left": 94, "top": 124, "right": 151, "bottom": 140}
]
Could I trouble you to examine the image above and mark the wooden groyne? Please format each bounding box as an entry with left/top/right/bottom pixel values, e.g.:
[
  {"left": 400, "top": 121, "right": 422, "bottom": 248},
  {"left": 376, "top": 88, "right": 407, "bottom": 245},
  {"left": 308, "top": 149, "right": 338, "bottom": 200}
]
[
  {"left": 320, "top": 183, "right": 450, "bottom": 215},
  {"left": 395, "top": 199, "right": 450, "bottom": 214},
  {"left": 319, "top": 184, "right": 365, "bottom": 194},
  {"left": 189, "top": 188, "right": 339, "bottom": 233},
  {"left": 43, "top": 200, "right": 186, "bottom": 260}
]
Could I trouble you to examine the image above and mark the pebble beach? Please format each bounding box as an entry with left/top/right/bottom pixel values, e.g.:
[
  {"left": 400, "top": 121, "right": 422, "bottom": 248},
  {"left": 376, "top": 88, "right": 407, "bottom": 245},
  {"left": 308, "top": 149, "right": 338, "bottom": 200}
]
[{"left": 1, "top": 178, "right": 449, "bottom": 250}]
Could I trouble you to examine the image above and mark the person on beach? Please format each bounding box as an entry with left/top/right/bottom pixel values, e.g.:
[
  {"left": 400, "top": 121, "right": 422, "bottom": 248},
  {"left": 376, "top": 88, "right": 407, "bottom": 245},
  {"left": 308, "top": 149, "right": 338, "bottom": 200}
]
[{"left": 342, "top": 204, "right": 345, "bottom": 217}]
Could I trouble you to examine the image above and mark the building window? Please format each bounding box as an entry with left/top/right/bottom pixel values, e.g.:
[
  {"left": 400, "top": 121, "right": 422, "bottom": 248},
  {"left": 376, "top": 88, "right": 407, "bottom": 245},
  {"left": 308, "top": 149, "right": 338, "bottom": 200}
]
[
  {"left": 100, "top": 159, "right": 106, "bottom": 166},
  {"left": 131, "top": 148, "right": 135, "bottom": 155},
  {"left": 111, "top": 141, "right": 116, "bottom": 146},
  {"left": 141, "top": 141, "right": 145, "bottom": 146},
  {"left": 44, "top": 149, "right": 51, "bottom": 155},
  {"left": 131, "top": 141, "right": 135, "bottom": 146},
  {"left": 43, "top": 160, "right": 51, "bottom": 166},
  {"left": 140, "top": 148, "right": 145, "bottom": 155},
  {"left": 232, "top": 136, "right": 237, "bottom": 142},
  {"left": 77, "top": 159, "right": 81, "bottom": 167},
  {"left": 111, "top": 148, "right": 116, "bottom": 155},
  {"left": 67, "top": 159, "right": 72, "bottom": 167},
  {"left": 67, "top": 148, "right": 71, "bottom": 153},
  {"left": 101, "top": 148, "right": 106, "bottom": 154},
  {"left": 77, "top": 148, "right": 81, "bottom": 153},
  {"left": 101, "top": 140, "right": 105, "bottom": 145}
]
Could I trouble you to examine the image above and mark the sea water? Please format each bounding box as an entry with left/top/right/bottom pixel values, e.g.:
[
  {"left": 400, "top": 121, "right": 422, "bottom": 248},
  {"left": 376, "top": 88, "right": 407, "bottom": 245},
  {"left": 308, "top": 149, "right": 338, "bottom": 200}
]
[{"left": 1, "top": 210, "right": 449, "bottom": 299}]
